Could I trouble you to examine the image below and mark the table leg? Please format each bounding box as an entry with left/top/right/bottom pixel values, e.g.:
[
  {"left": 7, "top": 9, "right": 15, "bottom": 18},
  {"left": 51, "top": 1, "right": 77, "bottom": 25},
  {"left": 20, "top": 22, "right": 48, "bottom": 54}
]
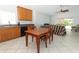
[
  {"left": 49, "top": 35, "right": 51, "bottom": 44},
  {"left": 51, "top": 31, "right": 53, "bottom": 41},
  {"left": 26, "top": 33, "right": 28, "bottom": 46},
  {"left": 49, "top": 32, "right": 51, "bottom": 44},
  {"left": 32, "top": 36, "right": 33, "bottom": 42},
  {"left": 45, "top": 36, "right": 48, "bottom": 48},
  {"left": 36, "top": 37, "right": 40, "bottom": 53}
]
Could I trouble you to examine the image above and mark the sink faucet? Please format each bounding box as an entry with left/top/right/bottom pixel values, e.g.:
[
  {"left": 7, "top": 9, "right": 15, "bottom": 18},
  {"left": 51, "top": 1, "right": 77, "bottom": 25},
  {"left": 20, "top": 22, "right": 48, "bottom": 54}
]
[{"left": 8, "top": 21, "right": 10, "bottom": 25}]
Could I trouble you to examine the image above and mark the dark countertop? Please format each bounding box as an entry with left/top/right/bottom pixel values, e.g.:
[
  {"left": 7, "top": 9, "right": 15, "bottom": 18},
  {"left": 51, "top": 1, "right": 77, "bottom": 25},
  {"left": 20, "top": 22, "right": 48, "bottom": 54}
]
[{"left": 0, "top": 25, "right": 19, "bottom": 28}]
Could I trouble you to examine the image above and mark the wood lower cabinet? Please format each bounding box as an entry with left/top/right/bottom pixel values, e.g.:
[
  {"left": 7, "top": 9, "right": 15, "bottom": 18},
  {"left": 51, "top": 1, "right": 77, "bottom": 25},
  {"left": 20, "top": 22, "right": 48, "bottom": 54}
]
[{"left": 0, "top": 26, "right": 21, "bottom": 42}]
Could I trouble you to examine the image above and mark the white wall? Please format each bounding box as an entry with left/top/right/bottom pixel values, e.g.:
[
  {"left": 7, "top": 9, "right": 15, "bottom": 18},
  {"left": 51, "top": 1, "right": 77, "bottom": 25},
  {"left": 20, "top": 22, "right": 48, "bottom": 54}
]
[
  {"left": 34, "top": 11, "right": 51, "bottom": 26},
  {"left": 0, "top": 6, "right": 18, "bottom": 25}
]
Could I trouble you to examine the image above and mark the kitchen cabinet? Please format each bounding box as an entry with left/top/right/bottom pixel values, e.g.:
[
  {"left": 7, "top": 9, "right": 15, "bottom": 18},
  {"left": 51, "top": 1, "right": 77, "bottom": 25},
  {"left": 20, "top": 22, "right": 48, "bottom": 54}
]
[
  {"left": 17, "top": 6, "right": 32, "bottom": 21},
  {"left": 0, "top": 26, "right": 20, "bottom": 42}
]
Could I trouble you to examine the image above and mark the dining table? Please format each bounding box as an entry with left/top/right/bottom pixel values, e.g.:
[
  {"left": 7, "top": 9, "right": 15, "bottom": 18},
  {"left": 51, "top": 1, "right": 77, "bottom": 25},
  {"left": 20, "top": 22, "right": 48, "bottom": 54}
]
[{"left": 25, "top": 27, "right": 53, "bottom": 53}]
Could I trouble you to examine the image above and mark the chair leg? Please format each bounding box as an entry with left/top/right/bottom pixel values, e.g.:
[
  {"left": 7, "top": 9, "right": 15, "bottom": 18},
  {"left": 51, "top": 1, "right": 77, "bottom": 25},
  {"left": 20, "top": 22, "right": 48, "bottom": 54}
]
[
  {"left": 45, "top": 37, "right": 47, "bottom": 48},
  {"left": 49, "top": 33, "right": 51, "bottom": 44},
  {"left": 32, "top": 36, "right": 33, "bottom": 42},
  {"left": 49, "top": 36, "right": 51, "bottom": 44}
]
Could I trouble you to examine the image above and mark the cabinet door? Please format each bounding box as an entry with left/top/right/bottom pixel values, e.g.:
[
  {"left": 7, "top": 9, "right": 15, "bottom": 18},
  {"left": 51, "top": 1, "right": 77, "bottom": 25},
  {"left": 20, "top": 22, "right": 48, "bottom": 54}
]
[
  {"left": 12, "top": 28, "right": 17, "bottom": 38},
  {"left": 1, "top": 31, "right": 8, "bottom": 41},
  {"left": 14, "top": 27, "right": 20, "bottom": 38},
  {"left": 0, "top": 29, "right": 6, "bottom": 42},
  {"left": 17, "top": 6, "right": 32, "bottom": 21},
  {"left": 17, "top": 6, "right": 27, "bottom": 20},
  {"left": 0, "top": 32, "right": 3, "bottom": 42},
  {"left": 0, "top": 33, "right": 1, "bottom": 42},
  {"left": 25, "top": 9, "right": 32, "bottom": 21},
  {"left": 3, "top": 28, "right": 10, "bottom": 41},
  {"left": 8, "top": 28, "right": 14, "bottom": 39}
]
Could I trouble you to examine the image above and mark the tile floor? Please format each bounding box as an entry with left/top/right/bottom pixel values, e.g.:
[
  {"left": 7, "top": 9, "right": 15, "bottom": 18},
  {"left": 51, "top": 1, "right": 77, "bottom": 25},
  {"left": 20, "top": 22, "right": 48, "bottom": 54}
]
[{"left": 0, "top": 30, "right": 79, "bottom": 53}]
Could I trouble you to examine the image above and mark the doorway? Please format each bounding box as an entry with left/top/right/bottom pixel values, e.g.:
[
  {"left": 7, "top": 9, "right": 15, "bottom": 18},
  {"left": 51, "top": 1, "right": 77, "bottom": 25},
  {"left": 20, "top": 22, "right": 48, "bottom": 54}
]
[{"left": 63, "top": 18, "right": 73, "bottom": 33}]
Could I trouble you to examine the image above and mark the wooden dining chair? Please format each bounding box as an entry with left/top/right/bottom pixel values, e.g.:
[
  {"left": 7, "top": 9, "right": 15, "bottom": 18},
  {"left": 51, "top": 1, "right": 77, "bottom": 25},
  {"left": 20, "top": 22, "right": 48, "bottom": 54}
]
[
  {"left": 40, "top": 25, "right": 53, "bottom": 44},
  {"left": 27, "top": 24, "right": 36, "bottom": 42},
  {"left": 40, "top": 34, "right": 48, "bottom": 48}
]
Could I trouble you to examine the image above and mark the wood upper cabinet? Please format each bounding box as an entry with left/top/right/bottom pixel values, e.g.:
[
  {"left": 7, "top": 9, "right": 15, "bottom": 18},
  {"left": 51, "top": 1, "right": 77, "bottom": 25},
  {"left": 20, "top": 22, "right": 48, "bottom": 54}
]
[
  {"left": 0, "top": 26, "right": 21, "bottom": 42},
  {"left": 17, "top": 6, "right": 32, "bottom": 21}
]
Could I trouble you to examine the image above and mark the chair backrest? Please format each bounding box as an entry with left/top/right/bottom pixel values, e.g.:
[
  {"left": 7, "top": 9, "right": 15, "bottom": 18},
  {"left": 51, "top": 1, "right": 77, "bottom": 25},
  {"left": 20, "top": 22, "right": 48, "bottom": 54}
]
[
  {"left": 44, "top": 23, "right": 50, "bottom": 26},
  {"left": 27, "top": 24, "right": 36, "bottom": 30}
]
